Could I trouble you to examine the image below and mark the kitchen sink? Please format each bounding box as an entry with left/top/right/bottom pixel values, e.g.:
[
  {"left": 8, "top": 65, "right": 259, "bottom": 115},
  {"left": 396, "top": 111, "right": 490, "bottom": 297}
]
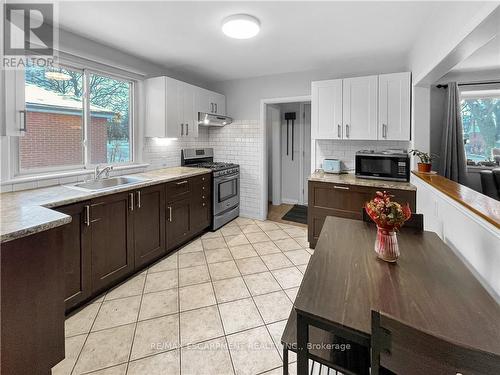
[{"left": 68, "top": 176, "right": 149, "bottom": 191}]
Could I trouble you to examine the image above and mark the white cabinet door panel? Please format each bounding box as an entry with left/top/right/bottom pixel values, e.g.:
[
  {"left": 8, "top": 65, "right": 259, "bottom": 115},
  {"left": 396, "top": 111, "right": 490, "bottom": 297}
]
[
  {"left": 181, "top": 82, "right": 198, "bottom": 138},
  {"left": 379, "top": 72, "right": 410, "bottom": 141},
  {"left": 342, "top": 75, "right": 378, "bottom": 140},
  {"left": 311, "top": 79, "right": 342, "bottom": 139},
  {"left": 165, "top": 77, "right": 181, "bottom": 138},
  {"left": 2, "top": 68, "right": 26, "bottom": 136}
]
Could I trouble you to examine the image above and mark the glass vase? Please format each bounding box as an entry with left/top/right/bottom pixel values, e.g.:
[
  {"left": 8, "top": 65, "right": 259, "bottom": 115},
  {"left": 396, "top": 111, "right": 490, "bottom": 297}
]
[{"left": 375, "top": 226, "right": 399, "bottom": 262}]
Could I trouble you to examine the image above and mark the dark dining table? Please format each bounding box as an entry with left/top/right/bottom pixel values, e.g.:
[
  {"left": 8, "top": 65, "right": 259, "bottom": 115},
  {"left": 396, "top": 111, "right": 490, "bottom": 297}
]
[{"left": 282, "top": 216, "right": 500, "bottom": 375}]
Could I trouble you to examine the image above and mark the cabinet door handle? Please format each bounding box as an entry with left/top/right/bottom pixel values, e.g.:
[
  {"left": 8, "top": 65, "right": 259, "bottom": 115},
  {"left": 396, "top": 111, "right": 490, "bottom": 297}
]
[
  {"left": 345, "top": 124, "right": 350, "bottom": 138},
  {"left": 210, "top": 103, "right": 213, "bottom": 113},
  {"left": 338, "top": 124, "right": 341, "bottom": 138},
  {"left": 334, "top": 185, "right": 349, "bottom": 190},
  {"left": 181, "top": 123, "right": 184, "bottom": 136},
  {"left": 168, "top": 206, "right": 172, "bottom": 222},
  {"left": 176, "top": 180, "right": 188, "bottom": 185},
  {"left": 137, "top": 191, "right": 141, "bottom": 208},
  {"left": 129, "top": 192, "right": 134, "bottom": 211},
  {"left": 383, "top": 123, "right": 387, "bottom": 138},
  {"left": 19, "top": 110, "right": 27, "bottom": 132},
  {"left": 215, "top": 103, "right": 217, "bottom": 113},
  {"left": 186, "top": 123, "right": 189, "bottom": 136},
  {"left": 84, "top": 205, "right": 90, "bottom": 226}
]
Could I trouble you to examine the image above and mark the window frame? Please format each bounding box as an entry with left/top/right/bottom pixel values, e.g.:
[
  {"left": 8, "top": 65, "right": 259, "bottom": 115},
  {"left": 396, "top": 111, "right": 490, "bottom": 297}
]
[
  {"left": 14, "top": 62, "right": 136, "bottom": 177},
  {"left": 460, "top": 87, "right": 500, "bottom": 164}
]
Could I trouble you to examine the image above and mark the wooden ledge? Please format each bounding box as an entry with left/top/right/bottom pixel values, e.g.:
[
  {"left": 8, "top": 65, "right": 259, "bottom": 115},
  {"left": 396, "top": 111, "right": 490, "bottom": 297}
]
[{"left": 412, "top": 171, "right": 500, "bottom": 229}]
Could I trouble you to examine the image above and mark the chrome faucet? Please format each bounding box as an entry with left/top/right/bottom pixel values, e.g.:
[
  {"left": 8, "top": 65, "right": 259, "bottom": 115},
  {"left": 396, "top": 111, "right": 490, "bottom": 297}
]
[{"left": 94, "top": 165, "right": 114, "bottom": 180}]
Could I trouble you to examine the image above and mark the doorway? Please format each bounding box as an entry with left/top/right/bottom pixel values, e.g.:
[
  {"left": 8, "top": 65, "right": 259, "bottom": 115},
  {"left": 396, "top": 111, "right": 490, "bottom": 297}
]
[{"left": 265, "top": 100, "right": 311, "bottom": 223}]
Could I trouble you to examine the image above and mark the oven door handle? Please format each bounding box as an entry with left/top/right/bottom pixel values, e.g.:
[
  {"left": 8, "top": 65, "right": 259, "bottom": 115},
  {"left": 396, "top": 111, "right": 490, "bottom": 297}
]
[{"left": 216, "top": 173, "right": 239, "bottom": 182}]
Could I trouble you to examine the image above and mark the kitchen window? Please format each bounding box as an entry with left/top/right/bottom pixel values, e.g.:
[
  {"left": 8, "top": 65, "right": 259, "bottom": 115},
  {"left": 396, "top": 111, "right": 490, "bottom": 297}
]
[
  {"left": 18, "top": 64, "right": 133, "bottom": 174},
  {"left": 460, "top": 86, "right": 500, "bottom": 165}
]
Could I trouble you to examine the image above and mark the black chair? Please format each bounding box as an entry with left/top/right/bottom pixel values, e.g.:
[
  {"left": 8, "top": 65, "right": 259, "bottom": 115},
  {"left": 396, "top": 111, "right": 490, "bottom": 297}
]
[
  {"left": 362, "top": 210, "right": 424, "bottom": 232},
  {"left": 480, "top": 169, "right": 500, "bottom": 200},
  {"left": 371, "top": 310, "right": 500, "bottom": 375}
]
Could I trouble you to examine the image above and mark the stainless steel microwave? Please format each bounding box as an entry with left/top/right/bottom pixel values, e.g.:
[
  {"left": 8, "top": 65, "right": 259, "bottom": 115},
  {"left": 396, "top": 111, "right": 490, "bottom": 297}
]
[{"left": 355, "top": 151, "right": 410, "bottom": 182}]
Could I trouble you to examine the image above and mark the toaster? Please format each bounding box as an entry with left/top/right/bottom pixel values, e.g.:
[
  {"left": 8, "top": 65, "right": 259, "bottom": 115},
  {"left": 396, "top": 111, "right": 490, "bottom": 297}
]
[{"left": 322, "top": 159, "right": 342, "bottom": 174}]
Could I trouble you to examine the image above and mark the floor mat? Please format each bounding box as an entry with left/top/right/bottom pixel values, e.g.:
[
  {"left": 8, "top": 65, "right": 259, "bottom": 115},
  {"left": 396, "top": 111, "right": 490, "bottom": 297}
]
[{"left": 281, "top": 204, "right": 308, "bottom": 224}]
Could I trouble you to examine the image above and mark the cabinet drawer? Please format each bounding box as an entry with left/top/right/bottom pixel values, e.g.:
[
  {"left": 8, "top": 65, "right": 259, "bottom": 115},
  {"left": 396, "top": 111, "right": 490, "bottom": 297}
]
[{"left": 166, "top": 178, "right": 191, "bottom": 202}]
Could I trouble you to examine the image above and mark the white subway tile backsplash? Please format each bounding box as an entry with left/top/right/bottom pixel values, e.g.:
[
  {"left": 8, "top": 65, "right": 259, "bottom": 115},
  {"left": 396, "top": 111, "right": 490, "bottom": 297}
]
[
  {"left": 142, "top": 120, "right": 263, "bottom": 219},
  {"left": 315, "top": 139, "right": 410, "bottom": 171}
]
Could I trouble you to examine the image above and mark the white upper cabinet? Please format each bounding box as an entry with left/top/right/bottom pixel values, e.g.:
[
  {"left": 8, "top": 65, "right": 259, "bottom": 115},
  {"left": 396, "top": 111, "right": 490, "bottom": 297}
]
[
  {"left": 311, "top": 79, "right": 342, "bottom": 139},
  {"left": 180, "top": 82, "right": 198, "bottom": 138},
  {"left": 378, "top": 72, "right": 411, "bottom": 141},
  {"left": 1, "top": 68, "right": 26, "bottom": 137},
  {"left": 197, "top": 89, "right": 226, "bottom": 115},
  {"left": 342, "top": 75, "right": 378, "bottom": 140},
  {"left": 311, "top": 72, "right": 411, "bottom": 141},
  {"left": 145, "top": 76, "right": 224, "bottom": 138},
  {"left": 209, "top": 91, "right": 226, "bottom": 115}
]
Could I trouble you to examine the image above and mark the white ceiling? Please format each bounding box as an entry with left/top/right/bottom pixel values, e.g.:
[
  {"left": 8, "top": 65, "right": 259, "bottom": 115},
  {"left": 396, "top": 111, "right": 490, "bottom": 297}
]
[
  {"left": 451, "top": 35, "right": 500, "bottom": 73},
  {"left": 56, "top": 1, "right": 477, "bottom": 83}
]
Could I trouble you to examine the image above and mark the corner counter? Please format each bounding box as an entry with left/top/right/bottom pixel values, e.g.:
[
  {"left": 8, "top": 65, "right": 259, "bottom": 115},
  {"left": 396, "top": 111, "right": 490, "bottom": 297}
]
[
  {"left": 308, "top": 171, "right": 416, "bottom": 191},
  {"left": 412, "top": 171, "right": 500, "bottom": 229}
]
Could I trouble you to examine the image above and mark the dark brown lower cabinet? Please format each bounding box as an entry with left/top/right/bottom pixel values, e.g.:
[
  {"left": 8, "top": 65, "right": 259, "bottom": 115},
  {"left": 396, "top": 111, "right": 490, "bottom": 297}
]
[
  {"left": 53, "top": 175, "right": 210, "bottom": 313},
  {"left": 166, "top": 198, "right": 192, "bottom": 250},
  {"left": 90, "top": 191, "right": 134, "bottom": 294},
  {"left": 56, "top": 202, "right": 92, "bottom": 311},
  {"left": 133, "top": 184, "right": 166, "bottom": 268},
  {"left": 1, "top": 227, "right": 65, "bottom": 375},
  {"left": 191, "top": 174, "right": 211, "bottom": 233},
  {"left": 308, "top": 180, "right": 416, "bottom": 248}
]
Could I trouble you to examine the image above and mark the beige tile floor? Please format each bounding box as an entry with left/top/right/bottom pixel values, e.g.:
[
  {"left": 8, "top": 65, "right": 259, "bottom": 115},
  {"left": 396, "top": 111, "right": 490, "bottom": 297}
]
[{"left": 53, "top": 217, "right": 312, "bottom": 375}]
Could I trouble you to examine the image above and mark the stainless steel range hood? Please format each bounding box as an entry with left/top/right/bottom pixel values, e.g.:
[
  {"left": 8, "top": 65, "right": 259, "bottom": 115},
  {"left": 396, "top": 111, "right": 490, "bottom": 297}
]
[{"left": 198, "top": 112, "right": 233, "bottom": 127}]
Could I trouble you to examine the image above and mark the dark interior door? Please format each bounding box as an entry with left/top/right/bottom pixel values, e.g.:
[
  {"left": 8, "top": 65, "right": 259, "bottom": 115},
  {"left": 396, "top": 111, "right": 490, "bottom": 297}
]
[
  {"left": 90, "top": 192, "right": 134, "bottom": 293},
  {"left": 56, "top": 202, "right": 91, "bottom": 311},
  {"left": 134, "top": 184, "right": 166, "bottom": 268},
  {"left": 166, "top": 198, "right": 191, "bottom": 250}
]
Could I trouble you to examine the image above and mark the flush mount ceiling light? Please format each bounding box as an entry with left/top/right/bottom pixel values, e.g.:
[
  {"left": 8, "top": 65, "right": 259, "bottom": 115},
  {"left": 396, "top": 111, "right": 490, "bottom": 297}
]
[{"left": 222, "top": 14, "right": 260, "bottom": 39}]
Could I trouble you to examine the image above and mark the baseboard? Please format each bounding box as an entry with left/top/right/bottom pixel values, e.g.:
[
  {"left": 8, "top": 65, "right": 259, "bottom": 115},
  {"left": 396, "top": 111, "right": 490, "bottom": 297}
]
[{"left": 281, "top": 198, "right": 299, "bottom": 205}]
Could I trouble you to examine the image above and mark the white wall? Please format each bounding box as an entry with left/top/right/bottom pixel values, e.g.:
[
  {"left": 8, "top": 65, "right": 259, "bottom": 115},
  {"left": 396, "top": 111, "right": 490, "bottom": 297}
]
[
  {"left": 213, "top": 60, "right": 407, "bottom": 120},
  {"left": 212, "top": 59, "right": 409, "bottom": 218}
]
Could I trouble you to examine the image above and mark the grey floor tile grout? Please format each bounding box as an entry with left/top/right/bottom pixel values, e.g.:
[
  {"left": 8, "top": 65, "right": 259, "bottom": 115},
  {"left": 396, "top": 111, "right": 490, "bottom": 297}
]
[
  {"left": 199, "top": 231, "right": 237, "bottom": 375},
  {"left": 221, "top": 221, "right": 295, "bottom": 374},
  {"left": 124, "top": 260, "right": 148, "bottom": 375},
  {"left": 69, "top": 295, "right": 105, "bottom": 375},
  {"left": 63, "top": 217, "right": 309, "bottom": 375}
]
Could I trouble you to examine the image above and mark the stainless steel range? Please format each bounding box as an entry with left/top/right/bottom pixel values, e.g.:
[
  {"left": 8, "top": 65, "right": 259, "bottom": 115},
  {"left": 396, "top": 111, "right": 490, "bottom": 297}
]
[{"left": 181, "top": 148, "right": 240, "bottom": 230}]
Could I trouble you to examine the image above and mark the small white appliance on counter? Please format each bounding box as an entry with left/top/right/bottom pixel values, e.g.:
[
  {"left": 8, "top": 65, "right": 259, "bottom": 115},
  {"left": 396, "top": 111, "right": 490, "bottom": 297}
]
[{"left": 322, "top": 159, "right": 343, "bottom": 174}]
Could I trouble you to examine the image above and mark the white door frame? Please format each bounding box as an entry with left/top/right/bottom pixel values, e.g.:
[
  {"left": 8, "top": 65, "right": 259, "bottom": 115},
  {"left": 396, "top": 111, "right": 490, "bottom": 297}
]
[{"left": 260, "top": 95, "right": 311, "bottom": 221}]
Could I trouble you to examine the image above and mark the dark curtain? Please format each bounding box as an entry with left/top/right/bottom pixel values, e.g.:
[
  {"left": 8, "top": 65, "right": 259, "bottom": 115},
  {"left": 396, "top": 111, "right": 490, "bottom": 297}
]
[{"left": 439, "top": 82, "right": 467, "bottom": 183}]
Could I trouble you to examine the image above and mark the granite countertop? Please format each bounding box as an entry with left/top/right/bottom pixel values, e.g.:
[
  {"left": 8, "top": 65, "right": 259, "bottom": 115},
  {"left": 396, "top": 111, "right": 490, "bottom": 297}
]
[
  {"left": 308, "top": 171, "right": 416, "bottom": 191},
  {"left": 0, "top": 167, "right": 211, "bottom": 244}
]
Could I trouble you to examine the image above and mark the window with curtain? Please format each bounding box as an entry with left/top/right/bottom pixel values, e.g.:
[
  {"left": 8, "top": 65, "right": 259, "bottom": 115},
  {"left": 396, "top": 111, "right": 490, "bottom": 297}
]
[{"left": 460, "top": 85, "right": 500, "bottom": 166}]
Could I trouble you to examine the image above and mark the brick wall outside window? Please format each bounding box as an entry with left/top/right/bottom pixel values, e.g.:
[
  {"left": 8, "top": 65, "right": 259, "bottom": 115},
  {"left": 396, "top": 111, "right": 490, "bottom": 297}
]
[{"left": 19, "top": 111, "right": 108, "bottom": 170}]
